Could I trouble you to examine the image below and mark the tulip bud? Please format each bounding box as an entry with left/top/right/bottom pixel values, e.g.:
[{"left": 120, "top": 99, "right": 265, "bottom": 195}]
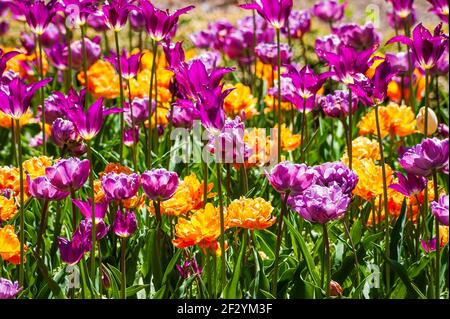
[
  {"left": 416, "top": 107, "right": 438, "bottom": 136},
  {"left": 329, "top": 280, "right": 343, "bottom": 298}
]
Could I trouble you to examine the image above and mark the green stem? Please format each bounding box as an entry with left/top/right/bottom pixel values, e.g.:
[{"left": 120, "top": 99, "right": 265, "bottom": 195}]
[
  {"left": 347, "top": 88, "right": 353, "bottom": 170},
  {"left": 81, "top": 26, "right": 89, "bottom": 106},
  {"left": 35, "top": 200, "right": 49, "bottom": 257},
  {"left": 120, "top": 237, "right": 127, "bottom": 299},
  {"left": 276, "top": 27, "right": 282, "bottom": 164},
  {"left": 300, "top": 97, "right": 307, "bottom": 162},
  {"left": 15, "top": 119, "right": 25, "bottom": 286},
  {"left": 65, "top": 27, "right": 73, "bottom": 93},
  {"left": 127, "top": 79, "right": 138, "bottom": 172},
  {"left": 374, "top": 104, "right": 390, "bottom": 291},
  {"left": 87, "top": 142, "right": 97, "bottom": 298},
  {"left": 147, "top": 40, "right": 158, "bottom": 168},
  {"left": 38, "top": 34, "right": 46, "bottom": 155},
  {"left": 323, "top": 223, "right": 331, "bottom": 297},
  {"left": 271, "top": 191, "right": 290, "bottom": 296},
  {"left": 424, "top": 70, "right": 430, "bottom": 136},
  {"left": 432, "top": 169, "right": 440, "bottom": 298},
  {"left": 216, "top": 163, "right": 226, "bottom": 291},
  {"left": 114, "top": 31, "right": 125, "bottom": 164}
]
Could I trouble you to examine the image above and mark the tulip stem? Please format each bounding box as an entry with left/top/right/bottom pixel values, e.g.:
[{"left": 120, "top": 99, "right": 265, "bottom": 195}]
[
  {"left": 404, "top": 19, "right": 415, "bottom": 111},
  {"left": 15, "top": 119, "right": 25, "bottom": 286},
  {"left": 374, "top": 104, "right": 390, "bottom": 291},
  {"left": 38, "top": 34, "right": 46, "bottom": 156},
  {"left": 36, "top": 200, "right": 49, "bottom": 257},
  {"left": 11, "top": 119, "right": 17, "bottom": 166},
  {"left": 323, "top": 223, "right": 331, "bottom": 297},
  {"left": 347, "top": 88, "right": 353, "bottom": 170},
  {"left": 114, "top": 30, "right": 126, "bottom": 165},
  {"left": 65, "top": 27, "right": 73, "bottom": 93},
  {"left": 87, "top": 141, "right": 97, "bottom": 299},
  {"left": 147, "top": 40, "right": 158, "bottom": 169},
  {"left": 120, "top": 237, "right": 127, "bottom": 299},
  {"left": 432, "top": 169, "right": 440, "bottom": 298},
  {"left": 424, "top": 70, "right": 430, "bottom": 136},
  {"left": 271, "top": 191, "right": 289, "bottom": 297},
  {"left": 127, "top": 79, "right": 138, "bottom": 172},
  {"left": 81, "top": 26, "right": 89, "bottom": 106},
  {"left": 216, "top": 163, "right": 226, "bottom": 292},
  {"left": 300, "top": 97, "right": 307, "bottom": 162},
  {"left": 276, "top": 28, "right": 282, "bottom": 164}
]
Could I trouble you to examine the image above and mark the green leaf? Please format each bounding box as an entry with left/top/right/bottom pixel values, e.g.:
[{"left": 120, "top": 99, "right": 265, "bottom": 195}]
[
  {"left": 223, "top": 234, "right": 247, "bottom": 298},
  {"left": 390, "top": 198, "right": 407, "bottom": 262},
  {"left": 126, "top": 284, "right": 149, "bottom": 298},
  {"left": 284, "top": 217, "right": 320, "bottom": 285}
]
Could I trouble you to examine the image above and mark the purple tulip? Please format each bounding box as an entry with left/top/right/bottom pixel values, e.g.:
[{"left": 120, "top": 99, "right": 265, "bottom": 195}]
[
  {"left": 67, "top": 37, "right": 102, "bottom": 71},
  {"left": 268, "top": 76, "right": 295, "bottom": 103},
  {"left": 312, "top": 0, "right": 347, "bottom": 24},
  {"left": 0, "top": 49, "right": 19, "bottom": 77},
  {"left": 288, "top": 184, "right": 350, "bottom": 224},
  {"left": 0, "top": 77, "right": 52, "bottom": 119},
  {"left": 141, "top": 169, "right": 179, "bottom": 202},
  {"left": 45, "top": 157, "right": 90, "bottom": 192},
  {"left": 319, "top": 90, "right": 358, "bottom": 118},
  {"left": 313, "top": 162, "right": 358, "bottom": 196},
  {"left": 386, "top": 0, "right": 414, "bottom": 20},
  {"left": 124, "top": 126, "right": 140, "bottom": 147},
  {"left": 281, "top": 10, "right": 311, "bottom": 39},
  {"left": 387, "top": 23, "right": 448, "bottom": 71},
  {"left": 266, "top": 161, "right": 315, "bottom": 195},
  {"left": 0, "top": 278, "right": 22, "bottom": 299},
  {"left": 237, "top": 15, "right": 275, "bottom": 46},
  {"left": 389, "top": 172, "right": 427, "bottom": 197},
  {"left": 385, "top": 52, "right": 410, "bottom": 74},
  {"left": 27, "top": 175, "right": 70, "bottom": 201},
  {"left": 241, "top": 0, "right": 293, "bottom": 29},
  {"left": 315, "top": 34, "right": 341, "bottom": 60},
  {"left": 130, "top": 9, "right": 145, "bottom": 31},
  {"left": 438, "top": 124, "right": 449, "bottom": 138},
  {"left": 56, "top": 0, "right": 97, "bottom": 27},
  {"left": 162, "top": 41, "right": 185, "bottom": 71},
  {"left": 332, "top": 23, "right": 381, "bottom": 51},
  {"left": 124, "top": 97, "right": 152, "bottom": 125},
  {"left": 113, "top": 209, "right": 138, "bottom": 238},
  {"left": 432, "top": 46, "right": 449, "bottom": 76},
  {"left": 207, "top": 116, "right": 250, "bottom": 164},
  {"left": 0, "top": 21, "right": 9, "bottom": 37},
  {"left": 189, "top": 52, "right": 222, "bottom": 74},
  {"left": 255, "top": 42, "right": 292, "bottom": 66},
  {"left": 44, "top": 92, "right": 69, "bottom": 124},
  {"left": 101, "top": 172, "right": 140, "bottom": 200},
  {"left": 105, "top": 50, "right": 142, "bottom": 80},
  {"left": 176, "top": 257, "right": 202, "bottom": 279},
  {"left": 282, "top": 65, "right": 327, "bottom": 111},
  {"left": 72, "top": 198, "right": 109, "bottom": 222},
  {"left": 139, "top": 0, "right": 194, "bottom": 42},
  {"left": 58, "top": 234, "right": 88, "bottom": 266},
  {"left": 78, "top": 219, "right": 109, "bottom": 245},
  {"left": 360, "top": 60, "right": 397, "bottom": 105},
  {"left": 67, "top": 93, "right": 122, "bottom": 141},
  {"left": 398, "top": 138, "right": 449, "bottom": 177},
  {"left": 197, "top": 86, "right": 231, "bottom": 130},
  {"left": 167, "top": 99, "right": 200, "bottom": 129},
  {"left": 45, "top": 43, "right": 68, "bottom": 71},
  {"left": 427, "top": 0, "right": 449, "bottom": 24},
  {"left": 223, "top": 30, "right": 249, "bottom": 64},
  {"left": 51, "top": 118, "right": 88, "bottom": 155},
  {"left": 101, "top": 0, "right": 135, "bottom": 32},
  {"left": 41, "top": 22, "right": 64, "bottom": 48},
  {"left": 21, "top": 0, "right": 56, "bottom": 35},
  {"left": 421, "top": 238, "right": 438, "bottom": 253},
  {"left": 387, "top": 8, "right": 416, "bottom": 30},
  {"left": 87, "top": 10, "right": 108, "bottom": 32},
  {"left": 431, "top": 194, "right": 449, "bottom": 226}
]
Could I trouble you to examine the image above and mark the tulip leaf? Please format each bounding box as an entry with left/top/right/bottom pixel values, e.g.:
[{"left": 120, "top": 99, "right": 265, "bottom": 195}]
[
  {"left": 223, "top": 233, "right": 246, "bottom": 299},
  {"left": 389, "top": 198, "right": 407, "bottom": 262}
]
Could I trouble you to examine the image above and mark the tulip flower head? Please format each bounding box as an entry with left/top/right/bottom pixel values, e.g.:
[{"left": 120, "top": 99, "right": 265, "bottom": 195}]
[
  {"left": 431, "top": 194, "right": 449, "bottom": 226},
  {"left": 141, "top": 169, "right": 179, "bottom": 202},
  {"left": 241, "top": 0, "right": 293, "bottom": 30},
  {"left": 266, "top": 161, "right": 315, "bottom": 195},
  {"left": 389, "top": 172, "right": 427, "bottom": 197},
  {"left": 0, "top": 278, "right": 22, "bottom": 299},
  {"left": 45, "top": 157, "right": 90, "bottom": 192},
  {"left": 113, "top": 209, "right": 138, "bottom": 237},
  {"left": 27, "top": 175, "right": 70, "bottom": 201}
]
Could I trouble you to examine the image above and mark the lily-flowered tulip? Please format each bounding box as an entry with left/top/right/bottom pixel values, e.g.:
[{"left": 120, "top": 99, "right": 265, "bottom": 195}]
[
  {"left": 431, "top": 194, "right": 449, "bottom": 226},
  {"left": 281, "top": 10, "right": 311, "bottom": 39},
  {"left": 266, "top": 161, "right": 315, "bottom": 195},
  {"left": 398, "top": 138, "right": 449, "bottom": 177},
  {"left": 0, "top": 278, "right": 22, "bottom": 299},
  {"left": 72, "top": 199, "right": 109, "bottom": 222},
  {"left": 167, "top": 99, "right": 200, "bottom": 129},
  {"left": 56, "top": 0, "right": 97, "bottom": 27},
  {"left": 282, "top": 65, "right": 327, "bottom": 112},
  {"left": 312, "top": 0, "right": 347, "bottom": 24},
  {"left": 101, "top": 172, "right": 140, "bottom": 200},
  {"left": 288, "top": 184, "right": 350, "bottom": 224},
  {"left": 113, "top": 209, "right": 138, "bottom": 237},
  {"left": 389, "top": 172, "right": 427, "bottom": 197},
  {"left": 67, "top": 93, "right": 122, "bottom": 141},
  {"left": 105, "top": 50, "right": 142, "bottom": 80},
  {"left": 427, "top": 0, "right": 449, "bottom": 24},
  {"left": 141, "top": 169, "right": 179, "bottom": 202},
  {"left": 101, "top": 0, "right": 135, "bottom": 32},
  {"left": 45, "top": 157, "right": 90, "bottom": 192},
  {"left": 58, "top": 233, "right": 88, "bottom": 266},
  {"left": 139, "top": 0, "right": 194, "bottom": 42},
  {"left": 387, "top": 23, "right": 448, "bottom": 70},
  {"left": 241, "top": 0, "right": 293, "bottom": 29},
  {"left": 21, "top": 0, "right": 56, "bottom": 35},
  {"left": 332, "top": 23, "right": 381, "bottom": 51},
  {"left": 124, "top": 97, "right": 151, "bottom": 125},
  {"left": 27, "top": 175, "right": 70, "bottom": 201},
  {"left": 0, "top": 49, "right": 19, "bottom": 77},
  {"left": 67, "top": 37, "right": 102, "bottom": 71},
  {"left": 0, "top": 77, "right": 52, "bottom": 119},
  {"left": 386, "top": 0, "right": 414, "bottom": 20}
]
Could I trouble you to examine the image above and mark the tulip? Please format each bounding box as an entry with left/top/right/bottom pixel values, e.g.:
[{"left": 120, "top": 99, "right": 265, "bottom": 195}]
[
  {"left": 101, "top": 172, "right": 140, "bottom": 200},
  {"left": 389, "top": 172, "right": 427, "bottom": 197},
  {"left": 431, "top": 195, "right": 449, "bottom": 226},
  {"left": 313, "top": 162, "right": 358, "bottom": 196},
  {"left": 416, "top": 107, "right": 439, "bottom": 136},
  {"left": 113, "top": 209, "right": 138, "bottom": 238},
  {"left": 101, "top": 0, "right": 135, "bottom": 32},
  {"left": 105, "top": 50, "right": 142, "bottom": 80},
  {"left": 266, "top": 161, "right": 315, "bottom": 195},
  {"left": 27, "top": 176, "right": 70, "bottom": 201},
  {"left": 0, "top": 278, "right": 22, "bottom": 299},
  {"left": 141, "top": 169, "right": 179, "bottom": 202},
  {"left": 45, "top": 157, "right": 90, "bottom": 192},
  {"left": 241, "top": 0, "right": 293, "bottom": 29},
  {"left": 71, "top": 199, "right": 108, "bottom": 222},
  {"left": 312, "top": 0, "right": 347, "bottom": 24},
  {"left": 255, "top": 42, "right": 292, "bottom": 66},
  {"left": 427, "top": 0, "right": 449, "bottom": 24}
]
